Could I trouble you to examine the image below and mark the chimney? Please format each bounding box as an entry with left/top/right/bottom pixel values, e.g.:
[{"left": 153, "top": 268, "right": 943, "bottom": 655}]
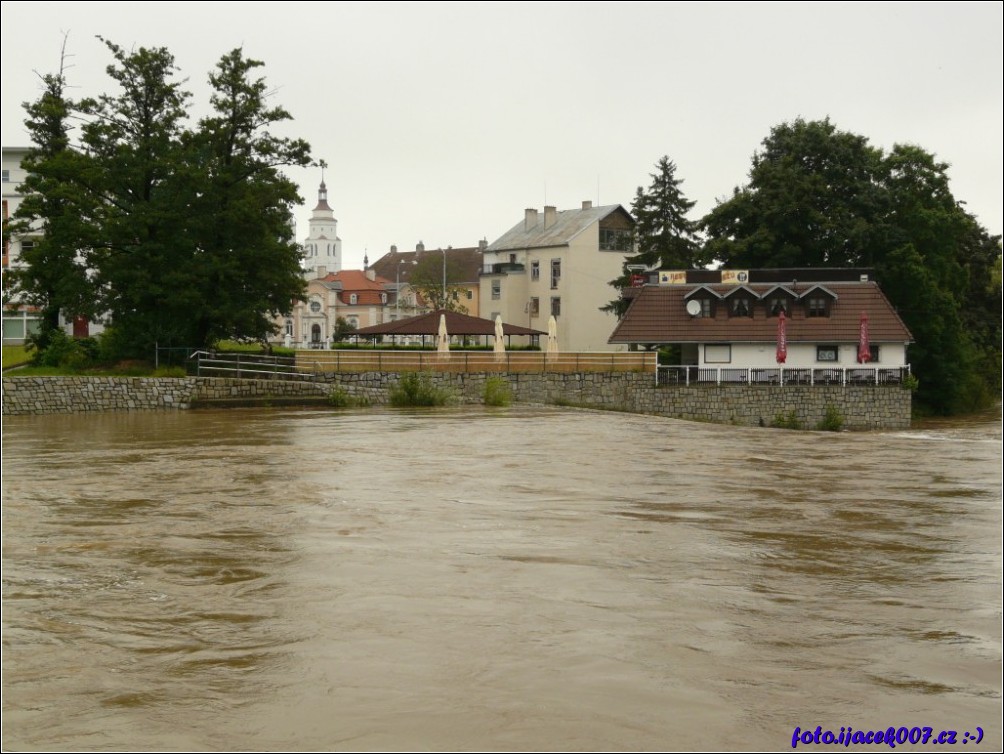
[
  {"left": 478, "top": 238, "right": 487, "bottom": 252},
  {"left": 416, "top": 241, "right": 425, "bottom": 252},
  {"left": 543, "top": 205, "right": 557, "bottom": 229},
  {"left": 581, "top": 200, "right": 592, "bottom": 210},
  {"left": 365, "top": 268, "right": 376, "bottom": 281},
  {"left": 390, "top": 244, "right": 397, "bottom": 253},
  {"left": 524, "top": 208, "right": 539, "bottom": 230}
]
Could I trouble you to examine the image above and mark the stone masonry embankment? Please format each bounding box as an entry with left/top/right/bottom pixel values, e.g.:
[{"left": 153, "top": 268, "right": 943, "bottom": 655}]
[{"left": 3, "top": 373, "right": 911, "bottom": 429}]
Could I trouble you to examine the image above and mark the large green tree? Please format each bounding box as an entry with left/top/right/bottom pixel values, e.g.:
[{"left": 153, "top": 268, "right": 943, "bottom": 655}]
[
  {"left": 701, "top": 118, "right": 1001, "bottom": 414},
  {"left": 605, "top": 156, "right": 703, "bottom": 316},
  {"left": 77, "top": 38, "right": 196, "bottom": 355},
  {"left": 8, "top": 42, "right": 97, "bottom": 350},
  {"left": 183, "top": 48, "right": 311, "bottom": 347},
  {"left": 14, "top": 39, "right": 311, "bottom": 359}
]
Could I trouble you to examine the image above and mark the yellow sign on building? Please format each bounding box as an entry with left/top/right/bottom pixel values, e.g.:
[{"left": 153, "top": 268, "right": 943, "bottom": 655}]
[
  {"left": 659, "top": 270, "right": 687, "bottom": 285},
  {"left": 721, "top": 270, "right": 750, "bottom": 285}
]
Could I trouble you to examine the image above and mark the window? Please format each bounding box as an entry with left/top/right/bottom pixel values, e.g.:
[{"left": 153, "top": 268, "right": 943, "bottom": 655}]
[
  {"left": 816, "top": 345, "right": 839, "bottom": 362},
  {"left": 531, "top": 261, "right": 540, "bottom": 281},
  {"left": 491, "top": 280, "right": 501, "bottom": 300},
  {"left": 730, "top": 298, "right": 752, "bottom": 317},
  {"left": 349, "top": 293, "right": 358, "bottom": 305},
  {"left": 551, "top": 259, "right": 561, "bottom": 289},
  {"left": 309, "top": 300, "right": 322, "bottom": 313},
  {"left": 599, "top": 227, "right": 632, "bottom": 251},
  {"left": 704, "top": 344, "right": 731, "bottom": 363},
  {"left": 285, "top": 319, "right": 293, "bottom": 336},
  {"left": 700, "top": 299, "right": 713, "bottom": 318},
  {"left": 550, "top": 297, "right": 561, "bottom": 317},
  {"left": 807, "top": 297, "right": 829, "bottom": 317},
  {"left": 381, "top": 293, "right": 388, "bottom": 304},
  {"left": 1, "top": 170, "right": 9, "bottom": 182},
  {"left": 868, "top": 344, "right": 880, "bottom": 362},
  {"left": 509, "top": 253, "right": 517, "bottom": 264},
  {"left": 466, "top": 290, "right": 473, "bottom": 300},
  {"left": 451, "top": 290, "right": 459, "bottom": 301},
  {"left": 769, "top": 298, "right": 789, "bottom": 316},
  {"left": 530, "top": 297, "right": 540, "bottom": 316}
]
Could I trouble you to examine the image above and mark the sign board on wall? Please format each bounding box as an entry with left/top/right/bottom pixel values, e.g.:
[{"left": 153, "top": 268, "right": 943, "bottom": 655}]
[
  {"left": 659, "top": 270, "right": 687, "bottom": 285},
  {"left": 721, "top": 270, "right": 749, "bottom": 285}
]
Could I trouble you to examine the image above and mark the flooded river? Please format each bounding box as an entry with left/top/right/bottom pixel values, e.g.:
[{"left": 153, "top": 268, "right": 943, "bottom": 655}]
[{"left": 2, "top": 407, "right": 1000, "bottom": 751}]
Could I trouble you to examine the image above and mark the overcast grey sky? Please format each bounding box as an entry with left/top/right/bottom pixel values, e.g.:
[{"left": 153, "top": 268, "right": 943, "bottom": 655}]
[{"left": 3, "top": 1, "right": 1001, "bottom": 270}]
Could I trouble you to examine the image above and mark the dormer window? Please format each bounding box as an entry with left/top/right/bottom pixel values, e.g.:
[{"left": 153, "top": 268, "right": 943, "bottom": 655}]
[
  {"left": 730, "top": 298, "right": 753, "bottom": 317},
  {"left": 380, "top": 293, "right": 388, "bottom": 304},
  {"left": 768, "top": 298, "right": 789, "bottom": 316},
  {"left": 807, "top": 297, "right": 828, "bottom": 317},
  {"left": 800, "top": 285, "right": 837, "bottom": 318},
  {"left": 349, "top": 293, "right": 358, "bottom": 305},
  {"left": 685, "top": 286, "right": 721, "bottom": 318}
]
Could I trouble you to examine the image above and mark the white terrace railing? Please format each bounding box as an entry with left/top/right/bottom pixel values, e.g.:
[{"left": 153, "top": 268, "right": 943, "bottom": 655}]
[{"left": 655, "top": 365, "right": 911, "bottom": 387}]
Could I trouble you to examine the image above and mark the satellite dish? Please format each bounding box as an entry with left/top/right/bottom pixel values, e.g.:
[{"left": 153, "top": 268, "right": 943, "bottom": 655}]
[{"left": 686, "top": 300, "right": 702, "bottom": 317}]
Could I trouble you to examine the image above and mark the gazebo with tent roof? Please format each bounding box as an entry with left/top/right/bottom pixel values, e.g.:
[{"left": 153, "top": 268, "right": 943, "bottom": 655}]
[{"left": 351, "top": 309, "right": 545, "bottom": 348}]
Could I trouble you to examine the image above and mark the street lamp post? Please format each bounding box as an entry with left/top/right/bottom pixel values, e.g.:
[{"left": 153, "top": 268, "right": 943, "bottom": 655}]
[{"left": 440, "top": 247, "right": 446, "bottom": 309}]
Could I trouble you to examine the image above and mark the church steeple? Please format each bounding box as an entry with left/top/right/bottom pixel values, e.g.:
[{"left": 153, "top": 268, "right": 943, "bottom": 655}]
[
  {"left": 302, "top": 159, "right": 342, "bottom": 279},
  {"left": 314, "top": 160, "right": 332, "bottom": 211}
]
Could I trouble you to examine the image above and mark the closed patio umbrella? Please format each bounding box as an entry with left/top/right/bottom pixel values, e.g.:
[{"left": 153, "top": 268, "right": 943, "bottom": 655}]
[
  {"left": 437, "top": 313, "right": 450, "bottom": 360},
  {"left": 546, "top": 316, "right": 559, "bottom": 354},
  {"left": 494, "top": 315, "right": 506, "bottom": 363},
  {"left": 776, "top": 310, "right": 787, "bottom": 364},
  {"left": 858, "top": 312, "right": 870, "bottom": 363}
]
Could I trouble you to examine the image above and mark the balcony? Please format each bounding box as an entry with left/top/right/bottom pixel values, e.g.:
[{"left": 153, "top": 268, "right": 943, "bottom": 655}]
[{"left": 481, "top": 262, "right": 525, "bottom": 275}]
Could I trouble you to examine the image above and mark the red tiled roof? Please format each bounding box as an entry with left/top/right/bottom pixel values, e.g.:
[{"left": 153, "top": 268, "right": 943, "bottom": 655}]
[
  {"left": 319, "top": 270, "right": 391, "bottom": 290},
  {"left": 609, "top": 281, "right": 912, "bottom": 344}
]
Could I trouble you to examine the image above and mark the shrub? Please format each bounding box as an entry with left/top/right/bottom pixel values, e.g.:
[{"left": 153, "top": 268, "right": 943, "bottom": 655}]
[
  {"left": 389, "top": 372, "right": 454, "bottom": 407},
  {"left": 31, "top": 329, "right": 94, "bottom": 370},
  {"left": 483, "top": 376, "right": 512, "bottom": 406},
  {"left": 816, "top": 404, "right": 844, "bottom": 431},
  {"left": 901, "top": 373, "right": 920, "bottom": 392},
  {"left": 771, "top": 409, "right": 802, "bottom": 430}
]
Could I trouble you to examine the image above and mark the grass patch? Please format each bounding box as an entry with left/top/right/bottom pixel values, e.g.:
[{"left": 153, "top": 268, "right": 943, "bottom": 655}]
[
  {"left": 327, "top": 386, "right": 370, "bottom": 408},
  {"left": 389, "top": 372, "right": 455, "bottom": 407},
  {"left": 2, "top": 344, "right": 34, "bottom": 369}
]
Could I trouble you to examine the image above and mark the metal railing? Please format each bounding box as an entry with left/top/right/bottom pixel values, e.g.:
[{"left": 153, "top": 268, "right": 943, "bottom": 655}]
[{"left": 656, "top": 365, "right": 911, "bottom": 387}]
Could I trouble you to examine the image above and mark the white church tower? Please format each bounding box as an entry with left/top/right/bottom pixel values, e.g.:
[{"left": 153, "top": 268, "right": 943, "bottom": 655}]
[{"left": 302, "top": 162, "right": 342, "bottom": 279}]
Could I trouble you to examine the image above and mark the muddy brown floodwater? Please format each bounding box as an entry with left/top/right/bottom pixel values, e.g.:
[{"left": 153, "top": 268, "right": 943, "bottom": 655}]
[{"left": 2, "top": 406, "right": 1001, "bottom": 751}]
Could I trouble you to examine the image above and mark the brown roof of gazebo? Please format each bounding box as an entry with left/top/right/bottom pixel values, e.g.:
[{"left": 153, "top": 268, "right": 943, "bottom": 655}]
[{"left": 353, "top": 309, "right": 545, "bottom": 337}]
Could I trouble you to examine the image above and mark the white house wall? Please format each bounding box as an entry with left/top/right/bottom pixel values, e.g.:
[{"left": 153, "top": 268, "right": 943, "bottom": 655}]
[{"left": 697, "top": 342, "right": 907, "bottom": 368}]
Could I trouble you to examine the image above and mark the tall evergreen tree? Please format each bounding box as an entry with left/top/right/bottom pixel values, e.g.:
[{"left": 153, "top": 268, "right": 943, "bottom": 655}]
[
  {"left": 78, "top": 38, "right": 194, "bottom": 356},
  {"left": 183, "top": 48, "right": 311, "bottom": 347},
  {"left": 9, "top": 41, "right": 96, "bottom": 351},
  {"left": 605, "top": 156, "right": 702, "bottom": 316}
]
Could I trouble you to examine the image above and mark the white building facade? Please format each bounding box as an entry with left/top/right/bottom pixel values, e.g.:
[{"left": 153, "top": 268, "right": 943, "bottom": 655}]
[{"left": 479, "top": 202, "right": 635, "bottom": 352}]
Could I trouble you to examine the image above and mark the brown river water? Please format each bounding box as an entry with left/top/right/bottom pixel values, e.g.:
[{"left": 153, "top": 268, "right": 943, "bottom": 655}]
[{"left": 2, "top": 406, "right": 1001, "bottom": 751}]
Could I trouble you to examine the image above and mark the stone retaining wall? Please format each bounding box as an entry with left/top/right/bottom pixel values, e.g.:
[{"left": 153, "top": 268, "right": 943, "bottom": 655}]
[{"left": 2, "top": 373, "right": 911, "bottom": 429}]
